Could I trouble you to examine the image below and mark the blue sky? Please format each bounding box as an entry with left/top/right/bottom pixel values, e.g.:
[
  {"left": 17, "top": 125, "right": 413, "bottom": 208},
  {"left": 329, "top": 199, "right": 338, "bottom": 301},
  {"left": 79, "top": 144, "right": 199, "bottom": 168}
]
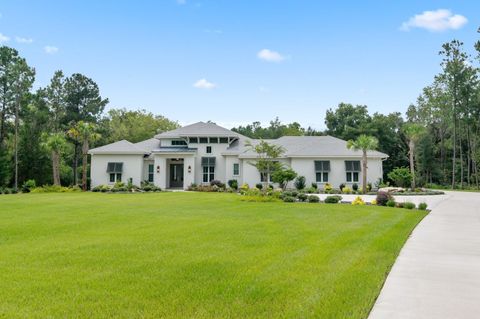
[{"left": 1, "top": 1, "right": 479, "bottom": 129}]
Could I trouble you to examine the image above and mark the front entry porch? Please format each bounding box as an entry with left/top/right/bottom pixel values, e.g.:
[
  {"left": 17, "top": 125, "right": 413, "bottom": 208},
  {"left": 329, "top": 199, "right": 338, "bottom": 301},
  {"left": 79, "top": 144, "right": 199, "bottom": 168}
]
[
  {"left": 152, "top": 152, "right": 196, "bottom": 190},
  {"left": 168, "top": 159, "right": 184, "bottom": 188}
]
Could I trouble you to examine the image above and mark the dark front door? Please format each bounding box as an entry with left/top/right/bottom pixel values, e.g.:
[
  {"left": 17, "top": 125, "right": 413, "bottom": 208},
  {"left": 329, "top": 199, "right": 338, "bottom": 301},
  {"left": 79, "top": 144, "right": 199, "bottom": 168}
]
[{"left": 169, "top": 164, "right": 184, "bottom": 188}]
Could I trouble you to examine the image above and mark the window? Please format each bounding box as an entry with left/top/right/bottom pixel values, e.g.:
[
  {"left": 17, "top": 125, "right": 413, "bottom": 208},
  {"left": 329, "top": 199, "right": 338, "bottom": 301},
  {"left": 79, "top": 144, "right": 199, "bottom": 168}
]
[
  {"left": 315, "top": 161, "right": 330, "bottom": 183},
  {"left": 201, "top": 157, "right": 216, "bottom": 183},
  {"left": 233, "top": 163, "right": 239, "bottom": 176},
  {"left": 219, "top": 137, "right": 228, "bottom": 143},
  {"left": 199, "top": 137, "right": 208, "bottom": 143},
  {"left": 260, "top": 173, "right": 273, "bottom": 182},
  {"left": 189, "top": 137, "right": 198, "bottom": 143},
  {"left": 148, "top": 164, "right": 154, "bottom": 182},
  {"left": 171, "top": 140, "right": 187, "bottom": 146},
  {"left": 206, "top": 146, "right": 212, "bottom": 153},
  {"left": 345, "top": 160, "right": 361, "bottom": 182},
  {"left": 107, "top": 162, "right": 123, "bottom": 183},
  {"left": 109, "top": 173, "right": 122, "bottom": 183},
  {"left": 209, "top": 137, "right": 218, "bottom": 143}
]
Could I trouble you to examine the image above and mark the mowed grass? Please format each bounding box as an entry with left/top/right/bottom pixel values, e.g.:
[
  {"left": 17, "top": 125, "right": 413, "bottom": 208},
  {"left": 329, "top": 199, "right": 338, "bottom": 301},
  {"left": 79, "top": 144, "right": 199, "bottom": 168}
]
[{"left": 0, "top": 192, "right": 426, "bottom": 318}]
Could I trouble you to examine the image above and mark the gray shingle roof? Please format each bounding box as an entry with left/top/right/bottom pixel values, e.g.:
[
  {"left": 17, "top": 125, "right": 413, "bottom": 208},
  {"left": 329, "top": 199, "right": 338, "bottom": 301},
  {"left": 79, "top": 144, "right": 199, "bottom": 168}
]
[
  {"left": 154, "top": 121, "right": 246, "bottom": 138},
  {"left": 229, "top": 136, "right": 388, "bottom": 158},
  {"left": 88, "top": 140, "right": 148, "bottom": 155},
  {"left": 134, "top": 138, "right": 160, "bottom": 152}
]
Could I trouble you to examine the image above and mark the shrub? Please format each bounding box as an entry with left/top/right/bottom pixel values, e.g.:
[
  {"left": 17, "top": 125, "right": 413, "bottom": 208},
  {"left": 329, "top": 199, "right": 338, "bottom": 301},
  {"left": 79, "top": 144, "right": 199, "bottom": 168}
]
[
  {"left": 227, "top": 179, "right": 238, "bottom": 190},
  {"left": 31, "top": 185, "right": 78, "bottom": 193},
  {"left": 387, "top": 167, "right": 412, "bottom": 188},
  {"left": 342, "top": 186, "right": 352, "bottom": 194},
  {"left": 272, "top": 168, "right": 298, "bottom": 190},
  {"left": 386, "top": 199, "right": 396, "bottom": 207},
  {"left": 281, "top": 191, "right": 293, "bottom": 198},
  {"left": 367, "top": 183, "right": 372, "bottom": 192},
  {"left": 311, "top": 182, "right": 318, "bottom": 189},
  {"left": 294, "top": 176, "right": 306, "bottom": 190},
  {"left": 282, "top": 196, "right": 296, "bottom": 202},
  {"left": 307, "top": 195, "right": 320, "bottom": 203},
  {"left": 376, "top": 191, "right": 392, "bottom": 206},
  {"left": 297, "top": 193, "right": 308, "bottom": 202},
  {"left": 352, "top": 183, "right": 359, "bottom": 191},
  {"left": 305, "top": 186, "right": 318, "bottom": 194},
  {"left": 339, "top": 183, "right": 346, "bottom": 191},
  {"left": 240, "top": 183, "right": 249, "bottom": 192},
  {"left": 418, "top": 202, "right": 428, "bottom": 210},
  {"left": 404, "top": 202, "right": 416, "bottom": 210},
  {"left": 371, "top": 199, "right": 377, "bottom": 205},
  {"left": 396, "top": 202, "right": 405, "bottom": 208},
  {"left": 255, "top": 183, "right": 263, "bottom": 190},
  {"left": 324, "top": 183, "right": 333, "bottom": 193},
  {"left": 210, "top": 180, "right": 225, "bottom": 188},
  {"left": 351, "top": 196, "right": 365, "bottom": 205},
  {"left": 325, "top": 195, "right": 342, "bottom": 203},
  {"left": 21, "top": 179, "right": 36, "bottom": 193}
]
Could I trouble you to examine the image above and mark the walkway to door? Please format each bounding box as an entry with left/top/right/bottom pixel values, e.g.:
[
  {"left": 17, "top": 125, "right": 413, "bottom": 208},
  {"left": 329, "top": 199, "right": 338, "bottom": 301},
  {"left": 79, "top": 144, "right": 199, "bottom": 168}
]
[{"left": 369, "top": 191, "right": 480, "bottom": 319}]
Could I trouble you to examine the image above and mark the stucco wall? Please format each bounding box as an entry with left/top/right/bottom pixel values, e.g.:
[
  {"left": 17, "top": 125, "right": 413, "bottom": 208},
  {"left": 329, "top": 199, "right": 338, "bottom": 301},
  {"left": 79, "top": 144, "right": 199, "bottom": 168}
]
[
  {"left": 290, "top": 157, "right": 384, "bottom": 189},
  {"left": 90, "top": 154, "right": 144, "bottom": 187}
]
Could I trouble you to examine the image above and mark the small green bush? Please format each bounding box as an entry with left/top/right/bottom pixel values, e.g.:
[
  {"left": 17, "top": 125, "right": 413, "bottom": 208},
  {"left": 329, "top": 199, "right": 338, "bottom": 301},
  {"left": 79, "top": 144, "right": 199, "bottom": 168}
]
[
  {"left": 311, "top": 183, "right": 317, "bottom": 189},
  {"left": 297, "top": 193, "right": 308, "bottom": 202},
  {"left": 388, "top": 167, "right": 412, "bottom": 188},
  {"left": 386, "top": 199, "right": 396, "bottom": 207},
  {"left": 21, "top": 179, "right": 36, "bottom": 193},
  {"left": 307, "top": 195, "right": 320, "bottom": 203},
  {"left": 404, "top": 202, "right": 416, "bottom": 210},
  {"left": 339, "top": 183, "right": 346, "bottom": 191},
  {"left": 282, "top": 196, "right": 296, "bottom": 202},
  {"left": 325, "top": 195, "right": 342, "bottom": 203},
  {"left": 305, "top": 186, "right": 317, "bottom": 194},
  {"left": 294, "top": 176, "right": 306, "bottom": 190},
  {"left": 255, "top": 183, "right": 263, "bottom": 190},
  {"left": 227, "top": 179, "right": 238, "bottom": 190},
  {"left": 418, "top": 202, "right": 428, "bottom": 210},
  {"left": 352, "top": 183, "right": 359, "bottom": 191}
]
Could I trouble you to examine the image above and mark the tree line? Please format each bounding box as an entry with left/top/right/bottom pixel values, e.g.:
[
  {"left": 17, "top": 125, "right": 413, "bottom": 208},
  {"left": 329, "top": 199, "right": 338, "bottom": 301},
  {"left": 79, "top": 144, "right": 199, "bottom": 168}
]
[{"left": 0, "top": 46, "right": 178, "bottom": 190}]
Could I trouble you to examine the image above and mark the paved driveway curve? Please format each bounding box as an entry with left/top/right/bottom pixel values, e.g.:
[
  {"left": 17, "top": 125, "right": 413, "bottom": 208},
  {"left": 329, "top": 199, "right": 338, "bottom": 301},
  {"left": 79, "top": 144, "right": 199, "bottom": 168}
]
[{"left": 369, "top": 191, "right": 480, "bottom": 319}]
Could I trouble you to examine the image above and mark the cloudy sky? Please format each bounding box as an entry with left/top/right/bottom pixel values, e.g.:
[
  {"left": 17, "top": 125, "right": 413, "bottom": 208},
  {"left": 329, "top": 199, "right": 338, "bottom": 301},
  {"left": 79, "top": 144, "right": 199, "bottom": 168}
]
[{"left": 1, "top": 1, "right": 479, "bottom": 129}]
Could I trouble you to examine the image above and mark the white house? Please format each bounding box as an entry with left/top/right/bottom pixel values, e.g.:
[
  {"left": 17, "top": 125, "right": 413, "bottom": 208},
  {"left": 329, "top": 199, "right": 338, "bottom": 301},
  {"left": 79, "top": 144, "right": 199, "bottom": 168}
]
[{"left": 89, "top": 122, "right": 388, "bottom": 190}]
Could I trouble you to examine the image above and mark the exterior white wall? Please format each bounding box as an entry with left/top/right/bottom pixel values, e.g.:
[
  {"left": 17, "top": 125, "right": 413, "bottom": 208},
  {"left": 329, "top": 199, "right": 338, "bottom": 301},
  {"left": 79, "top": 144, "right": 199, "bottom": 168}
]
[
  {"left": 290, "top": 157, "right": 384, "bottom": 189},
  {"left": 240, "top": 158, "right": 291, "bottom": 187},
  {"left": 188, "top": 142, "right": 230, "bottom": 185},
  {"left": 90, "top": 154, "right": 144, "bottom": 187},
  {"left": 143, "top": 160, "right": 154, "bottom": 181},
  {"left": 225, "top": 156, "right": 242, "bottom": 184},
  {"left": 153, "top": 154, "right": 195, "bottom": 190}
]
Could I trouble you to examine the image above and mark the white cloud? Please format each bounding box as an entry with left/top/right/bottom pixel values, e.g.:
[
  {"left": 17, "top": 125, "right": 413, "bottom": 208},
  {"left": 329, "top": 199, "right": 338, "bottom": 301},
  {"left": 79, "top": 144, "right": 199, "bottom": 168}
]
[
  {"left": 193, "top": 78, "right": 216, "bottom": 89},
  {"left": 401, "top": 9, "right": 467, "bottom": 32},
  {"left": 257, "top": 49, "right": 285, "bottom": 62},
  {"left": 176, "top": 0, "right": 186, "bottom": 4},
  {"left": 15, "top": 36, "right": 33, "bottom": 44},
  {"left": 44, "top": 46, "right": 59, "bottom": 54},
  {"left": 0, "top": 33, "right": 10, "bottom": 44}
]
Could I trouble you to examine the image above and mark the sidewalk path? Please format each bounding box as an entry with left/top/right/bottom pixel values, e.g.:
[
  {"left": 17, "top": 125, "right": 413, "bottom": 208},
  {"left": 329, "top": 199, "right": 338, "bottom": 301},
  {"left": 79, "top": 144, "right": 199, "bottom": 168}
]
[{"left": 369, "top": 191, "right": 480, "bottom": 319}]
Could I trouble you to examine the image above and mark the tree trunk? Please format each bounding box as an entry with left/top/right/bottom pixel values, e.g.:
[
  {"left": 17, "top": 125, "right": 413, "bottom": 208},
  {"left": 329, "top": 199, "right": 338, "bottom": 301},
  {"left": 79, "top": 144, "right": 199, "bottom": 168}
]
[
  {"left": 362, "top": 150, "right": 367, "bottom": 194},
  {"left": 52, "top": 150, "right": 60, "bottom": 186},
  {"left": 409, "top": 141, "right": 416, "bottom": 190},
  {"left": 14, "top": 96, "right": 19, "bottom": 191},
  {"left": 73, "top": 142, "right": 78, "bottom": 186},
  {"left": 82, "top": 140, "right": 89, "bottom": 191}
]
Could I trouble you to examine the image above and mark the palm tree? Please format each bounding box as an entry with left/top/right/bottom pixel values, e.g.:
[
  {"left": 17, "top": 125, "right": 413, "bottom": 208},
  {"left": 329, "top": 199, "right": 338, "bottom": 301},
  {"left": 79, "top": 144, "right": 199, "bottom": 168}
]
[
  {"left": 68, "top": 121, "right": 100, "bottom": 191},
  {"left": 42, "top": 133, "right": 67, "bottom": 186},
  {"left": 403, "top": 123, "right": 425, "bottom": 190},
  {"left": 347, "top": 135, "right": 379, "bottom": 194}
]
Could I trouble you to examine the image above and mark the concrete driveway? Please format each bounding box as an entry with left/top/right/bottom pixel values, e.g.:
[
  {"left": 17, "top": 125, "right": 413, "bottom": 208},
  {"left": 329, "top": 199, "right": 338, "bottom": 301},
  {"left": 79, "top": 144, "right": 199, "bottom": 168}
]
[{"left": 369, "top": 191, "right": 480, "bottom": 319}]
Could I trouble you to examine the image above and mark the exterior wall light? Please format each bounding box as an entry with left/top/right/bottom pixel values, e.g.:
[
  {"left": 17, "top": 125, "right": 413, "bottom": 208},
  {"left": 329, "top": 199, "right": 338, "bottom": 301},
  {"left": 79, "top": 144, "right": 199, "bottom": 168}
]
[
  {"left": 156, "top": 165, "right": 160, "bottom": 173},
  {"left": 188, "top": 165, "right": 192, "bottom": 173}
]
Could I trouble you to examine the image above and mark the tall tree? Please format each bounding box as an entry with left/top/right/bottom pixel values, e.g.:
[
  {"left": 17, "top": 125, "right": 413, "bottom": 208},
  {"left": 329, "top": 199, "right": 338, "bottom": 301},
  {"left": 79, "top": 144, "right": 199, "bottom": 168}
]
[
  {"left": 64, "top": 74, "right": 108, "bottom": 185},
  {"left": 42, "top": 133, "right": 67, "bottom": 185},
  {"left": 403, "top": 124, "right": 425, "bottom": 189},
  {"left": 347, "top": 135, "right": 379, "bottom": 193},
  {"left": 68, "top": 121, "right": 100, "bottom": 191}
]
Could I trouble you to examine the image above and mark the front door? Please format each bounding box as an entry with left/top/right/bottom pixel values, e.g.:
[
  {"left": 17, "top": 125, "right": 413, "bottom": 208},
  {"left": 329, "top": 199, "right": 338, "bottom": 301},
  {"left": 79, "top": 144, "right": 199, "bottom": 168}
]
[{"left": 169, "top": 164, "right": 184, "bottom": 188}]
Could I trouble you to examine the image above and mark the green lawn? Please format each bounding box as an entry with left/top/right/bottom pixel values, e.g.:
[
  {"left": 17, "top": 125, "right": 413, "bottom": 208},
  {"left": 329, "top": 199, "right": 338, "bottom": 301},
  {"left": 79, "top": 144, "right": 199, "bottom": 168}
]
[{"left": 0, "top": 192, "right": 426, "bottom": 318}]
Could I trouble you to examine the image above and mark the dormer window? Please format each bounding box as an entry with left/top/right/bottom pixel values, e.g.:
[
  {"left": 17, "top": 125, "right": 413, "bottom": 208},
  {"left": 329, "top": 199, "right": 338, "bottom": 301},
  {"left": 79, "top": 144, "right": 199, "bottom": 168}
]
[
  {"left": 199, "top": 137, "right": 208, "bottom": 143},
  {"left": 171, "top": 140, "right": 187, "bottom": 146},
  {"left": 219, "top": 137, "right": 228, "bottom": 143},
  {"left": 209, "top": 137, "right": 218, "bottom": 143},
  {"left": 189, "top": 137, "right": 198, "bottom": 143}
]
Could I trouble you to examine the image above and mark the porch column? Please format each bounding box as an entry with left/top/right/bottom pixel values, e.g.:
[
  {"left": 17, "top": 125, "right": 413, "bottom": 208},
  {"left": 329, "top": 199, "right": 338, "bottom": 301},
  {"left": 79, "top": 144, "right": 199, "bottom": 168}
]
[
  {"left": 154, "top": 156, "right": 167, "bottom": 189},
  {"left": 183, "top": 156, "right": 195, "bottom": 189}
]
